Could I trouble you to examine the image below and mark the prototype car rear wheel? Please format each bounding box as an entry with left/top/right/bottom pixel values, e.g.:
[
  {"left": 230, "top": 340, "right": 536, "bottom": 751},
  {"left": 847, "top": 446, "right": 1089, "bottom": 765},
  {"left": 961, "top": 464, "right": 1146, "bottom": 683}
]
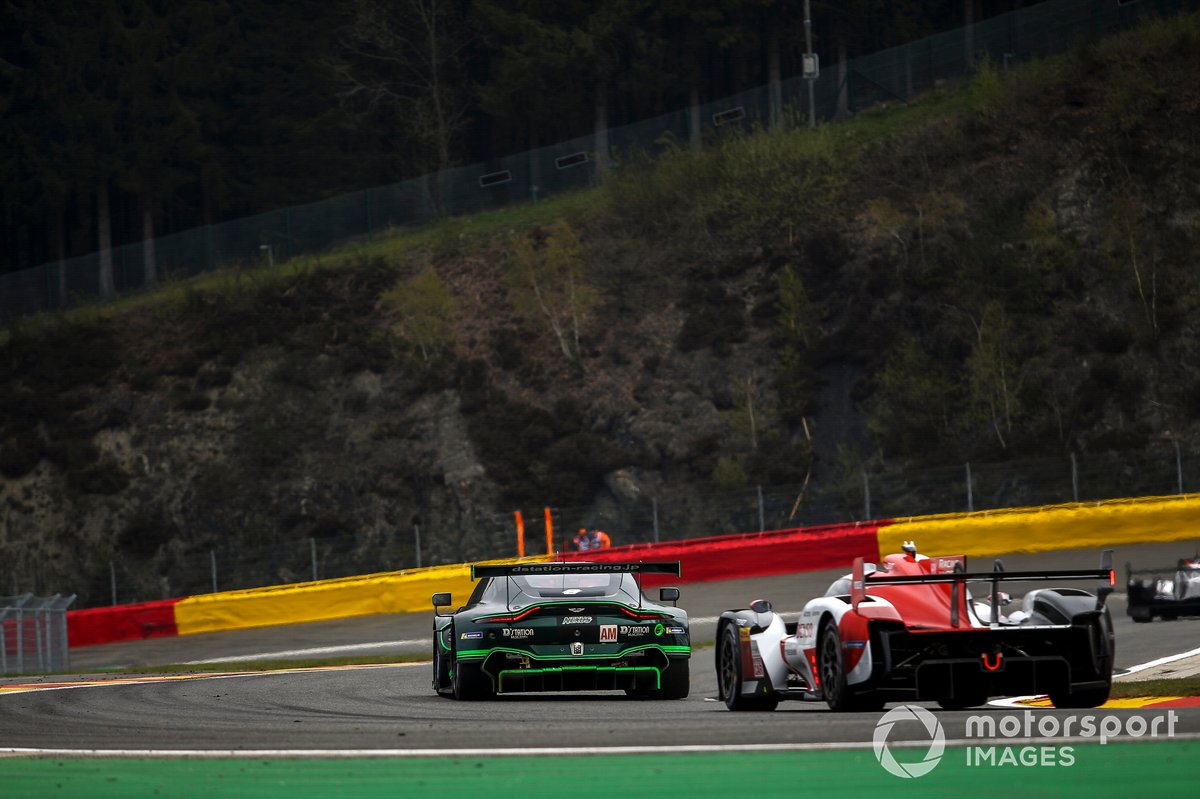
[
  {"left": 1049, "top": 614, "right": 1113, "bottom": 709},
  {"left": 936, "top": 694, "right": 988, "bottom": 710},
  {"left": 717, "top": 623, "right": 778, "bottom": 711},
  {"left": 818, "top": 622, "right": 882, "bottom": 712}
]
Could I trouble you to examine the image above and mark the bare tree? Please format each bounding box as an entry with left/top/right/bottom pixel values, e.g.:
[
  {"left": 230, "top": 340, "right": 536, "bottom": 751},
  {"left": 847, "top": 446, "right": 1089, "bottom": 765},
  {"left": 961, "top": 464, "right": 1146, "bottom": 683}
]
[{"left": 333, "top": 0, "right": 472, "bottom": 198}]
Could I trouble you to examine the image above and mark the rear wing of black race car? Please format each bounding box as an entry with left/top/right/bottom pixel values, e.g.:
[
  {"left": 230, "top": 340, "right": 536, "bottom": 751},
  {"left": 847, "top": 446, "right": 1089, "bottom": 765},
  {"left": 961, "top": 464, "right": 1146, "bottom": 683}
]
[
  {"left": 850, "top": 550, "right": 1115, "bottom": 623},
  {"left": 470, "top": 562, "right": 682, "bottom": 579}
]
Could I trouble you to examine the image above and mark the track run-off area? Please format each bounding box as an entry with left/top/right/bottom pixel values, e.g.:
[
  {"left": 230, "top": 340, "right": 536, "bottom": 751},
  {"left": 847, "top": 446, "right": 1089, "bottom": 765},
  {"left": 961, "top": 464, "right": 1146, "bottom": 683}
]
[{"left": 2, "top": 542, "right": 1199, "bottom": 797}]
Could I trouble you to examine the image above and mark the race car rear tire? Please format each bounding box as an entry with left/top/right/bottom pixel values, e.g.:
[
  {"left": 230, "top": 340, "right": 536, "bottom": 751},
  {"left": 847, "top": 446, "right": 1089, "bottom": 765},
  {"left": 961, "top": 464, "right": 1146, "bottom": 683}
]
[
  {"left": 937, "top": 694, "right": 988, "bottom": 710},
  {"left": 717, "top": 623, "right": 778, "bottom": 711},
  {"left": 1049, "top": 615, "right": 1113, "bottom": 709},
  {"left": 655, "top": 659, "right": 690, "bottom": 700},
  {"left": 433, "top": 642, "right": 453, "bottom": 696},
  {"left": 1048, "top": 683, "right": 1110, "bottom": 709},
  {"left": 452, "top": 661, "right": 493, "bottom": 701},
  {"left": 819, "top": 622, "right": 881, "bottom": 712},
  {"left": 1129, "top": 606, "right": 1153, "bottom": 623}
]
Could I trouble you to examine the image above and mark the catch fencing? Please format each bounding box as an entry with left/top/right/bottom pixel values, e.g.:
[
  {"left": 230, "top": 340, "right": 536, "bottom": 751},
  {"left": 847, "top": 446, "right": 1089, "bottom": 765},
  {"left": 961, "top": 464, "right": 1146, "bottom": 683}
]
[
  {"left": 1, "top": 594, "right": 75, "bottom": 674},
  {"left": 2, "top": 0, "right": 1196, "bottom": 322}
]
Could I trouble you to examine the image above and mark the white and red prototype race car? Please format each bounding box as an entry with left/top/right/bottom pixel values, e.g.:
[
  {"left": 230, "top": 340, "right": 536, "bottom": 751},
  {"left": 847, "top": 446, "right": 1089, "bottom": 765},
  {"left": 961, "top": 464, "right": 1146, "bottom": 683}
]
[{"left": 715, "top": 543, "right": 1115, "bottom": 712}]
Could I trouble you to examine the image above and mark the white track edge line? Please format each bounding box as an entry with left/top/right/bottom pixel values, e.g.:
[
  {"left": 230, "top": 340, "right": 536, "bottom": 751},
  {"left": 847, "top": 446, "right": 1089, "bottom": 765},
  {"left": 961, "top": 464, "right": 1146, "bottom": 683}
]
[
  {"left": 5, "top": 733, "right": 1200, "bottom": 760},
  {"left": 182, "top": 639, "right": 432, "bottom": 664}
]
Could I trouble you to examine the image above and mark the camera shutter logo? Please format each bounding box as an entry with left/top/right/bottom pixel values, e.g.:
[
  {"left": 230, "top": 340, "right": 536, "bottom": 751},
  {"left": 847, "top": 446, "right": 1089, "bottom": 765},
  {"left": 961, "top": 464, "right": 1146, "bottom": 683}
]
[{"left": 872, "top": 705, "right": 946, "bottom": 779}]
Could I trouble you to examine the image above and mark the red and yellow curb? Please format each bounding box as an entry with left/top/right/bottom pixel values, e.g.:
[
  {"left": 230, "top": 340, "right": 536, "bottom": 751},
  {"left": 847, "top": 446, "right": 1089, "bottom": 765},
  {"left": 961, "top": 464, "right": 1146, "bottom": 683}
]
[{"left": 1015, "top": 695, "right": 1200, "bottom": 709}]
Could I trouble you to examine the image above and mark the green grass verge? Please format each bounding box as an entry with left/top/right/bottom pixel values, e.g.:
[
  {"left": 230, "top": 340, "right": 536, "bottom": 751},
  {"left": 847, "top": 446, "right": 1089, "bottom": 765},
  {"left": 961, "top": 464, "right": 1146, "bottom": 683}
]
[
  {"left": 1, "top": 741, "right": 1197, "bottom": 799},
  {"left": 1111, "top": 677, "right": 1200, "bottom": 698}
]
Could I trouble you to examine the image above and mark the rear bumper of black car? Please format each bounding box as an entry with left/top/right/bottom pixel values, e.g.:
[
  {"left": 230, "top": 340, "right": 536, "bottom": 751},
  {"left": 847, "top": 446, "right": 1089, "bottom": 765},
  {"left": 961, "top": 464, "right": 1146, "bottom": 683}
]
[{"left": 871, "top": 624, "right": 1111, "bottom": 700}]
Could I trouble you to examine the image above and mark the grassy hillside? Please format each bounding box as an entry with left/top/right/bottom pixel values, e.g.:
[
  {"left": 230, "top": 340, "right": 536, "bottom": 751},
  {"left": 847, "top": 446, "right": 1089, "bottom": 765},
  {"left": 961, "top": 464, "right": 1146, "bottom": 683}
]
[{"left": 4, "top": 13, "right": 1200, "bottom": 606}]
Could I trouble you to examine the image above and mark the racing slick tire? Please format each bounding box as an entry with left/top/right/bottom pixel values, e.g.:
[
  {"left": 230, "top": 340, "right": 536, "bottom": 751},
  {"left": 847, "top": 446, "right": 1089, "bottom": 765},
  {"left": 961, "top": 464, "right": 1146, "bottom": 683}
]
[
  {"left": 452, "top": 661, "right": 494, "bottom": 701},
  {"left": 936, "top": 695, "right": 988, "bottom": 710},
  {"left": 433, "top": 640, "right": 453, "bottom": 696},
  {"left": 655, "top": 659, "right": 691, "bottom": 700},
  {"left": 818, "top": 622, "right": 883, "bottom": 712},
  {"left": 1049, "top": 614, "right": 1113, "bottom": 709},
  {"left": 1049, "top": 682, "right": 1110, "bottom": 709},
  {"left": 717, "top": 623, "right": 778, "bottom": 711},
  {"left": 1129, "top": 606, "right": 1153, "bottom": 623}
]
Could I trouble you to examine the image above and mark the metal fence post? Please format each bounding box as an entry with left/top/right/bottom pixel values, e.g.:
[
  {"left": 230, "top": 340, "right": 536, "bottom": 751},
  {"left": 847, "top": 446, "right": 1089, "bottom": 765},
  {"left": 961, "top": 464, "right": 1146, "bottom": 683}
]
[
  {"left": 414, "top": 523, "right": 422, "bottom": 569},
  {"left": 1071, "top": 452, "right": 1080, "bottom": 502},
  {"left": 310, "top": 537, "right": 318, "bottom": 582},
  {"left": 35, "top": 607, "right": 45, "bottom": 672},
  {"left": 16, "top": 607, "right": 24, "bottom": 673},
  {"left": 1175, "top": 439, "right": 1184, "bottom": 494},
  {"left": 58, "top": 596, "right": 73, "bottom": 671},
  {"left": 652, "top": 498, "right": 659, "bottom": 543},
  {"left": 863, "top": 470, "right": 872, "bottom": 520},
  {"left": 110, "top": 559, "right": 117, "bottom": 606},
  {"left": 757, "top": 485, "right": 765, "bottom": 532},
  {"left": 966, "top": 462, "right": 974, "bottom": 512},
  {"left": 210, "top": 549, "right": 218, "bottom": 594},
  {"left": 284, "top": 209, "right": 292, "bottom": 260}
]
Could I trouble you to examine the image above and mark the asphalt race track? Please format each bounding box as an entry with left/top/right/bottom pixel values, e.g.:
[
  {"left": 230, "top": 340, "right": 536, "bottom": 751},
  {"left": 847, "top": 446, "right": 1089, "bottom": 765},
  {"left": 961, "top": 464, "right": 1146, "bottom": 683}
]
[{"left": 3, "top": 541, "right": 1200, "bottom": 754}]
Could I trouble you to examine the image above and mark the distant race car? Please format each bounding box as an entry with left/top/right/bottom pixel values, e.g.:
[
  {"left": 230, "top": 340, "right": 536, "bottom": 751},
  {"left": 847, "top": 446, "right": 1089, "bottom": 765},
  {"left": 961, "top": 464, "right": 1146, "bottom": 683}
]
[
  {"left": 1126, "top": 550, "right": 1200, "bottom": 622},
  {"left": 716, "top": 543, "right": 1115, "bottom": 711},
  {"left": 431, "top": 561, "right": 690, "bottom": 700}
]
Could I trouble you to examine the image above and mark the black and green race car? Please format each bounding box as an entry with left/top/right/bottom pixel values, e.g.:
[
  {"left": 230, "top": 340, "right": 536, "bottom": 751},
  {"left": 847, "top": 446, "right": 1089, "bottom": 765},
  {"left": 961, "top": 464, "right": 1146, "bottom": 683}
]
[{"left": 431, "top": 562, "right": 690, "bottom": 700}]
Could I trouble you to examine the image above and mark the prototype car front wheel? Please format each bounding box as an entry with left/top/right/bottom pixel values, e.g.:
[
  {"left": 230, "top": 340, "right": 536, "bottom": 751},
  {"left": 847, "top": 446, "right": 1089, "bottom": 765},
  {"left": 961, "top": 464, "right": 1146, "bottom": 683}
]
[{"left": 717, "top": 623, "right": 778, "bottom": 711}]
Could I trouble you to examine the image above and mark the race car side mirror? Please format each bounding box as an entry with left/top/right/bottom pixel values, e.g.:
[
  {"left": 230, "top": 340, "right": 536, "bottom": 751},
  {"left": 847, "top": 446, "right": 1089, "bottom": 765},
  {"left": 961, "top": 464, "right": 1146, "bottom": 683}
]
[
  {"left": 749, "top": 598, "right": 773, "bottom": 614},
  {"left": 432, "top": 592, "right": 452, "bottom": 616},
  {"left": 659, "top": 587, "right": 680, "bottom": 605}
]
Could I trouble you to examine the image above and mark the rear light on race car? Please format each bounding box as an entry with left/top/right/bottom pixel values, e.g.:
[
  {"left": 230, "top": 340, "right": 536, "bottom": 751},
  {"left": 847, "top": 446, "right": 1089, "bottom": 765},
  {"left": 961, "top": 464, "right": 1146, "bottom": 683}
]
[
  {"left": 807, "top": 650, "right": 820, "bottom": 688},
  {"left": 619, "top": 607, "right": 668, "bottom": 620},
  {"left": 479, "top": 606, "right": 543, "bottom": 624},
  {"left": 1109, "top": 569, "right": 1116, "bottom": 587}
]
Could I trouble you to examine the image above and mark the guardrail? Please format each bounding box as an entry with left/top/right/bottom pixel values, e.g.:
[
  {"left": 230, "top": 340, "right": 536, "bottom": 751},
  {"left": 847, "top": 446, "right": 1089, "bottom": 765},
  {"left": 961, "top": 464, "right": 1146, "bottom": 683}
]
[{"left": 66, "top": 493, "right": 1200, "bottom": 650}]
